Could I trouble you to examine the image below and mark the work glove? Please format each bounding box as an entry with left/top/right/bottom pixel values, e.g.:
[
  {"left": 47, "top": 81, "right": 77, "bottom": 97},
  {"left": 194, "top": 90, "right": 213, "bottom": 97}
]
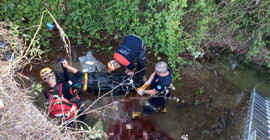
[
  {"left": 136, "top": 81, "right": 151, "bottom": 95},
  {"left": 137, "top": 89, "right": 144, "bottom": 96},
  {"left": 136, "top": 81, "right": 151, "bottom": 91},
  {"left": 125, "top": 69, "right": 134, "bottom": 76}
]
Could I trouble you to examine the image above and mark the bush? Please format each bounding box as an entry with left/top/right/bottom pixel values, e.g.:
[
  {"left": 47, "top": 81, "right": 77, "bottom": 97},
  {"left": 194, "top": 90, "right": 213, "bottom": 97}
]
[
  {"left": 1, "top": 0, "right": 269, "bottom": 77},
  {"left": 0, "top": 22, "right": 106, "bottom": 139}
]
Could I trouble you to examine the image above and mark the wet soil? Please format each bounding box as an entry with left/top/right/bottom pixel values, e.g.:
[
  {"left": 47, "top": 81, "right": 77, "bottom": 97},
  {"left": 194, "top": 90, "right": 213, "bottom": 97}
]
[{"left": 22, "top": 36, "right": 270, "bottom": 140}]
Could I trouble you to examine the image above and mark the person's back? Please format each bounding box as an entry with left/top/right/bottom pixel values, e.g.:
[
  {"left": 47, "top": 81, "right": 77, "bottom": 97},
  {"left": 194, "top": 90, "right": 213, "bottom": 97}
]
[
  {"left": 115, "top": 35, "right": 143, "bottom": 63},
  {"left": 108, "top": 34, "right": 146, "bottom": 77}
]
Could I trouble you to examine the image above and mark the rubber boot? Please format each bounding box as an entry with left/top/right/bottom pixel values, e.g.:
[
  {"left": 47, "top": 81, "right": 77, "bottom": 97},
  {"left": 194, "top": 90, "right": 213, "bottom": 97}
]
[
  {"left": 158, "top": 106, "right": 167, "bottom": 113},
  {"left": 131, "top": 112, "right": 143, "bottom": 119},
  {"left": 161, "top": 107, "right": 167, "bottom": 113}
]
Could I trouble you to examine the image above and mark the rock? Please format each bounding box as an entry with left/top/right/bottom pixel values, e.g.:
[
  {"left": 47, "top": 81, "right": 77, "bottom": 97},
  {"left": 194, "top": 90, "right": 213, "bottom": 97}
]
[
  {"left": 214, "top": 126, "right": 225, "bottom": 135},
  {"left": 193, "top": 60, "right": 203, "bottom": 71},
  {"left": 213, "top": 117, "right": 227, "bottom": 135},
  {"left": 169, "top": 128, "right": 183, "bottom": 139}
]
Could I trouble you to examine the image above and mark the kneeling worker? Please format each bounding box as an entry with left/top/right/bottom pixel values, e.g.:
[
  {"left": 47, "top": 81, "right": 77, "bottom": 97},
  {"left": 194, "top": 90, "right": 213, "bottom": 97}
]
[
  {"left": 137, "top": 61, "right": 173, "bottom": 114},
  {"left": 107, "top": 34, "right": 146, "bottom": 79}
]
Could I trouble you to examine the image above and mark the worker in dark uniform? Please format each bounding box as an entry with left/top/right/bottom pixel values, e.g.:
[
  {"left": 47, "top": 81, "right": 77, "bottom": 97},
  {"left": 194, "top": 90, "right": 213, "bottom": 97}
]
[
  {"left": 107, "top": 34, "right": 146, "bottom": 80},
  {"left": 40, "top": 59, "right": 86, "bottom": 121},
  {"left": 137, "top": 61, "right": 173, "bottom": 114}
]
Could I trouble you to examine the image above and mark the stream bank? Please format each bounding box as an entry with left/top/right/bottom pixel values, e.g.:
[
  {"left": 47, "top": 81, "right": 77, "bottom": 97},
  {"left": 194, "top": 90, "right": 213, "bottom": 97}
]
[{"left": 22, "top": 40, "right": 270, "bottom": 139}]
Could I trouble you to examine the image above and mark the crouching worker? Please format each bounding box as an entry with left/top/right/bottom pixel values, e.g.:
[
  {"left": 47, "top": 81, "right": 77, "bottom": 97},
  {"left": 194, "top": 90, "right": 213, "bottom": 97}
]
[
  {"left": 137, "top": 61, "right": 174, "bottom": 115},
  {"left": 107, "top": 34, "right": 146, "bottom": 79},
  {"left": 40, "top": 59, "right": 86, "bottom": 123}
]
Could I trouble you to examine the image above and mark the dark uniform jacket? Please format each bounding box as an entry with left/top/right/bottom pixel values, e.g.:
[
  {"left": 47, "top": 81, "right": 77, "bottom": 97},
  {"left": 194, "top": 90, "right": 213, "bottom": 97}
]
[
  {"left": 150, "top": 69, "right": 173, "bottom": 97},
  {"left": 44, "top": 71, "right": 83, "bottom": 100},
  {"left": 113, "top": 35, "right": 143, "bottom": 70}
]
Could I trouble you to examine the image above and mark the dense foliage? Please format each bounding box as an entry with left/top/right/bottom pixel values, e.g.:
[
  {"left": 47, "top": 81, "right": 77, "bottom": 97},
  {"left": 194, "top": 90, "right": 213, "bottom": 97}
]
[
  {"left": 0, "top": 22, "right": 107, "bottom": 140},
  {"left": 1, "top": 0, "right": 269, "bottom": 78}
]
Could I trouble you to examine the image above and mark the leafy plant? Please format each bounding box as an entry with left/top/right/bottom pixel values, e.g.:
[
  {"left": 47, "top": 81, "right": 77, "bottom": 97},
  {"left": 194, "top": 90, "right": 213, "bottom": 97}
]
[
  {"left": 195, "top": 87, "right": 204, "bottom": 96},
  {"left": 181, "top": 99, "right": 185, "bottom": 104},
  {"left": 202, "top": 129, "right": 208, "bottom": 134},
  {"left": 195, "top": 100, "right": 200, "bottom": 105},
  {"left": 1, "top": 0, "right": 269, "bottom": 79},
  {"left": 31, "top": 83, "right": 43, "bottom": 93}
]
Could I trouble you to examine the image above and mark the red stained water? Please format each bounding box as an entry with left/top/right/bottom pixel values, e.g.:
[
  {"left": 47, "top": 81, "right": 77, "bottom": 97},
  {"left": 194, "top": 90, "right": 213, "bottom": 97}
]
[
  {"left": 108, "top": 92, "right": 174, "bottom": 140},
  {"left": 108, "top": 117, "right": 174, "bottom": 140}
]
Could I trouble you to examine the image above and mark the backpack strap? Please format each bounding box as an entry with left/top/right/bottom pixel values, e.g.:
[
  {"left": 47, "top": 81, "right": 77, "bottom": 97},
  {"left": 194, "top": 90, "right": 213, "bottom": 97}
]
[
  {"left": 58, "top": 83, "right": 63, "bottom": 97},
  {"left": 47, "top": 89, "right": 54, "bottom": 99},
  {"left": 69, "top": 88, "right": 80, "bottom": 99},
  {"left": 50, "top": 98, "right": 72, "bottom": 107},
  {"left": 46, "top": 83, "right": 63, "bottom": 99}
]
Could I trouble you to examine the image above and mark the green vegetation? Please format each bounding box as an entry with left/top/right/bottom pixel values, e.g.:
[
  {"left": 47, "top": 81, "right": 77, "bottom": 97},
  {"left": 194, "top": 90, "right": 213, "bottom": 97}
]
[
  {"left": 181, "top": 99, "right": 185, "bottom": 104},
  {"left": 195, "top": 87, "right": 204, "bottom": 96},
  {"left": 195, "top": 100, "right": 200, "bottom": 105},
  {"left": 0, "top": 20, "right": 107, "bottom": 140},
  {"left": 202, "top": 129, "right": 209, "bottom": 134},
  {"left": 1, "top": 0, "right": 269, "bottom": 79}
]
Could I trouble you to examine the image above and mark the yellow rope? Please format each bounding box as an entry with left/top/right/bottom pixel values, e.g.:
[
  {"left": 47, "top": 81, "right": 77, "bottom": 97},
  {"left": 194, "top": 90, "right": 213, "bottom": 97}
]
[{"left": 83, "top": 73, "right": 88, "bottom": 94}]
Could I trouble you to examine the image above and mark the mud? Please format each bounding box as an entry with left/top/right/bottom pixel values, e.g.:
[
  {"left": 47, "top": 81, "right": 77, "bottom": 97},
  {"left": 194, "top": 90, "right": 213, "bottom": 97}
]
[{"left": 22, "top": 37, "right": 270, "bottom": 139}]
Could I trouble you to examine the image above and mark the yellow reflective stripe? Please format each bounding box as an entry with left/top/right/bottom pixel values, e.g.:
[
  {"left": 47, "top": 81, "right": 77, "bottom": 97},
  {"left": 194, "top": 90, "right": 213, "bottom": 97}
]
[{"left": 83, "top": 73, "right": 88, "bottom": 94}]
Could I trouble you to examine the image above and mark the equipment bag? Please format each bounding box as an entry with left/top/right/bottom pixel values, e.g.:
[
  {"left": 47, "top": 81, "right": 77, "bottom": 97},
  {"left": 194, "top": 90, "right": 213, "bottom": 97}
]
[
  {"left": 54, "top": 71, "right": 145, "bottom": 95},
  {"left": 48, "top": 97, "right": 78, "bottom": 121}
]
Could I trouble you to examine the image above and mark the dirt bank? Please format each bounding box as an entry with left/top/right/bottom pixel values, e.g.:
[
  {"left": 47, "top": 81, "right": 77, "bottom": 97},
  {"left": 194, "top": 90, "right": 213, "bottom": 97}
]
[{"left": 205, "top": 32, "right": 270, "bottom": 71}]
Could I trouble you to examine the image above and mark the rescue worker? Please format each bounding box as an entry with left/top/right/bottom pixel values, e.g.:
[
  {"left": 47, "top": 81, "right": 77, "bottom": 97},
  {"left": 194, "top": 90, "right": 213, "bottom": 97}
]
[
  {"left": 107, "top": 34, "right": 146, "bottom": 79},
  {"left": 40, "top": 59, "right": 86, "bottom": 121},
  {"left": 137, "top": 61, "right": 173, "bottom": 114}
]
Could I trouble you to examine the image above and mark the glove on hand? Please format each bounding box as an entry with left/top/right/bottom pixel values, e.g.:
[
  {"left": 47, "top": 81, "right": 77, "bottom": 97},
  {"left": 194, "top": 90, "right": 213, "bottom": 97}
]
[
  {"left": 137, "top": 89, "right": 144, "bottom": 96},
  {"left": 138, "top": 81, "right": 151, "bottom": 90}
]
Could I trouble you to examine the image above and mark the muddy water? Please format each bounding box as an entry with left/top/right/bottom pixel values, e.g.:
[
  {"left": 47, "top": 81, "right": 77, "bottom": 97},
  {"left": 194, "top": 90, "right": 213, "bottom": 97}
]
[{"left": 24, "top": 44, "right": 270, "bottom": 140}]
